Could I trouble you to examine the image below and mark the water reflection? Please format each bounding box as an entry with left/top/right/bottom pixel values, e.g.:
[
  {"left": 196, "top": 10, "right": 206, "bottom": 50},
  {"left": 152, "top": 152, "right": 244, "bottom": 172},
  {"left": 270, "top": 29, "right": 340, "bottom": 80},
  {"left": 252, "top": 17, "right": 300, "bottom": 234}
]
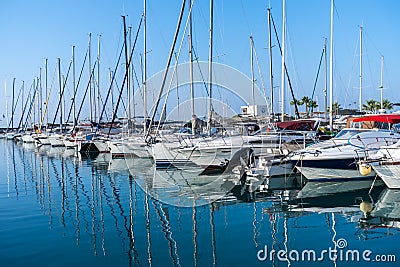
[{"left": 1, "top": 140, "right": 399, "bottom": 266}]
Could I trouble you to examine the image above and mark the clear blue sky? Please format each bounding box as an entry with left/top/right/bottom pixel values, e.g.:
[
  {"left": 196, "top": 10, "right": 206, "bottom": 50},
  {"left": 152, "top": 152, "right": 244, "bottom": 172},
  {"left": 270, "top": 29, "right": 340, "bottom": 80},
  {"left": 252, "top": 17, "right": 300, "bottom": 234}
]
[{"left": 1, "top": 0, "right": 399, "bottom": 126}]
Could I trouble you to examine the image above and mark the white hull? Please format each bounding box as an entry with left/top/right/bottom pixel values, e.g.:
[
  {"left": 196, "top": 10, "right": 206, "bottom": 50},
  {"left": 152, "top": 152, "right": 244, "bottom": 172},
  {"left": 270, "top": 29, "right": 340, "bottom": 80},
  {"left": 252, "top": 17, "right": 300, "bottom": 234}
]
[
  {"left": 63, "top": 138, "right": 78, "bottom": 148},
  {"left": 36, "top": 134, "right": 51, "bottom": 145},
  {"left": 108, "top": 138, "right": 151, "bottom": 158},
  {"left": 79, "top": 139, "right": 110, "bottom": 153},
  {"left": 21, "top": 134, "right": 35, "bottom": 143},
  {"left": 49, "top": 135, "right": 65, "bottom": 147},
  {"left": 296, "top": 166, "right": 376, "bottom": 181},
  {"left": 372, "top": 164, "right": 400, "bottom": 189},
  {"left": 297, "top": 180, "right": 384, "bottom": 199},
  {"left": 5, "top": 132, "right": 15, "bottom": 140}
]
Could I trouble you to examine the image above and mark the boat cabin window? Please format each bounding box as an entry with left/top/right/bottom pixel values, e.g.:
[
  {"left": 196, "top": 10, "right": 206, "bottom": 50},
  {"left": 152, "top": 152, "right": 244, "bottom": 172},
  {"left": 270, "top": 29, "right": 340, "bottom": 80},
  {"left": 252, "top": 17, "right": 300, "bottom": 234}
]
[{"left": 334, "top": 129, "right": 369, "bottom": 139}]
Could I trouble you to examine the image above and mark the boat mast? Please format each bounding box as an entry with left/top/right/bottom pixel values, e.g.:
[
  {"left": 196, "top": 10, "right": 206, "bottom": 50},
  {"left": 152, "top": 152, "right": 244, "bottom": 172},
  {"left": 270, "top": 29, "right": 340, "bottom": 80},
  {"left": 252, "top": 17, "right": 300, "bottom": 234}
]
[
  {"left": 189, "top": 0, "right": 194, "bottom": 117},
  {"left": 12, "top": 78, "right": 15, "bottom": 129},
  {"left": 359, "top": 25, "right": 363, "bottom": 112},
  {"left": 207, "top": 0, "right": 213, "bottom": 132},
  {"left": 72, "top": 45, "right": 76, "bottom": 127},
  {"left": 97, "top": 34, "right": 101, "bottom": 123},
  {"left": 88, "top": 33, "right": 93, "bottom": 123},
  {"left": 379, "top": 55, "right": 384, "bottom": 108},
  {"left": 280, "top": 0, "right": 286, "bottom": 121},
  {"left": 39, "top": 70, "right": 42, "bottom": 130},
  {"left": 329, "top": 0, "right": 334, "bottom": 130},
  {"left": 143, "top": 0, "right": 148, "bottom": 134},
  {"left": 250, "top": 35, "right": 255, "bottom": 116},
  {"left": 58, "top": 58, "right": 63, "bottom": 133},
  {"left": 45, "top": 58, "right": 48, "bottom": 126},
  {"left": 4, "top": 80, "right": 8, "bottom": 131},
  {"left": 323, "top": 37, "right": 327, "bottom": 121},
  {"left": 267, "top": 7, "right": 274, "bottom": 116},
  {"left": 122, "top": 15, "right": 130, "bottom": 129}
]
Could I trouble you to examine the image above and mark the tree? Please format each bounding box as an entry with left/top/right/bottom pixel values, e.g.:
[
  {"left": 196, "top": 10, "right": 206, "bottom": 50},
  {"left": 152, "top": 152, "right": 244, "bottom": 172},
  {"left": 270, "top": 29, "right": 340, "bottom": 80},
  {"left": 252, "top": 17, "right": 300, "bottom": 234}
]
[
  {"left": 381, "top": 99, "right": 393, "bottom": 110},
  {"left": 300, "top": 96, "right": 311, "bottom": 114},
  {"left": 308, "top": 100, "right": 318, "bottom": 113},
  {"left": 290, "top": 98, "right": 302, "bottom": 107},
  {"left": 327, "top": 102, "right": 341, "bottom": 116},
  {"left": 362, "top": 99, "right": 380, "bottom": 113}
]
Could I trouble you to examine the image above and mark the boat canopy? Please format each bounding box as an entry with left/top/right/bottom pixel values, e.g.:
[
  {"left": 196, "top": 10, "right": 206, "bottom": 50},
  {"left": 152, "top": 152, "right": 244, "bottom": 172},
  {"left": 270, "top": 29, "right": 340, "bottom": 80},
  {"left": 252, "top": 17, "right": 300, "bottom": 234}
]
[
  {"left": 276, "top": 120, "right": 317, "bottom": 131},
  {"left": 352, "top": 114, "right": 400, "bottom": 124}
]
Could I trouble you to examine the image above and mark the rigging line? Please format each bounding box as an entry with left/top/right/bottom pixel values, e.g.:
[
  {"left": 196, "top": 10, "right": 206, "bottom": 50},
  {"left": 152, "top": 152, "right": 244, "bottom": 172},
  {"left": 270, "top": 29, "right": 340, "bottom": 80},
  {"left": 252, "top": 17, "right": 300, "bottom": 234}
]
[
  {"left": 364, "top": 31, "right": 383, "bottom": 56},
  {"left": 156, "top": 0, "right": 195, "bottom": 133},
  {"left": 364, "top": 40, "right": 378, "bottom": 95},
  {"left": 252, "top": 38, "right": 271, "bottom": 115},
  {"left": 308, "top": 46, "right": 325, "bottom": 117},
  {"left": 95, "top": 22, "right": 127, "bottom": 136},
  {"left": 22, "top": 80, "right": 39, "bottom": 132},
  {"left": 113, "top": 76, "right": 129, "bottom": 117},
  {"left": 49, "top": 60, "right": 73, "bottom": 131},
  {"left": 145, "top": 0, "right": 187, "bottom": 139},
  {"left": 40, "top": 63, "right": 58, "bottom": 128},
  {"left": 66, "top": 50, "right": 88, "bottom": 124},
  {"left": 16, "top": 82, "right": 33, "bottom": 132},
  {"left": 7, "top": 82, "right": 23, "bottom": 129},
  {"left": 270, "top": 13, "right": 300, "bottom": 119},
  {"left": 107, "top": 15, "right": 143, "bottom": 137},
  {"left": 74, "top": 61, "right": 98, "bottom": 129},
  {"left": 344, "top": 35, "right": 360, "bottom": 108},
  {"left": 193, "top": 49, "right": 210, "bottom": 98}
]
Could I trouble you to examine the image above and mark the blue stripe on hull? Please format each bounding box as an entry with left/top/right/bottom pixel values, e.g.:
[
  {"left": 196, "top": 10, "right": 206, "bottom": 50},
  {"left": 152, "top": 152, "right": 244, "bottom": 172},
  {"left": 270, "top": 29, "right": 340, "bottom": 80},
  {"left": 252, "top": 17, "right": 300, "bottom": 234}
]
[{"left": 292, "top": 158, "right": 357, "bottom": 170}]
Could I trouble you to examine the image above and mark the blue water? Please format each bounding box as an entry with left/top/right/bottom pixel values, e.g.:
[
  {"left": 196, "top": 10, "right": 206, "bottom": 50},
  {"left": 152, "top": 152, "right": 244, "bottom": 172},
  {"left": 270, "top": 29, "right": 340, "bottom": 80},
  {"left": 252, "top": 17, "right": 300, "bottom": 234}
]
[{"left": 0, "top": 140, "right": 399, "bottom": 267}]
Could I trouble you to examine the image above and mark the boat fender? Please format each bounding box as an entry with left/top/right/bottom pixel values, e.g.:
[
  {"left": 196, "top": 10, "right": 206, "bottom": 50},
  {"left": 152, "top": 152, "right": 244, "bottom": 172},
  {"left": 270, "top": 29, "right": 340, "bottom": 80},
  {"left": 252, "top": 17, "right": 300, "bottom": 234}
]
[
  {"left": 359, "top": 164, "right": 372, "bottom": 176},
  {"left": 360, "top": 201, "right": 372, "bottom": 217}
]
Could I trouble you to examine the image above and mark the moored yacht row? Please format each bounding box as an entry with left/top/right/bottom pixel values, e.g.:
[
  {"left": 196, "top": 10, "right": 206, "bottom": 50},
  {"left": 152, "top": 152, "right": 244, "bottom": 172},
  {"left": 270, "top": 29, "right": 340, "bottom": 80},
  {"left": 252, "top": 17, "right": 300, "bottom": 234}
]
[{"left": 3, "top": 114, "right": 400, "bottom": 192}]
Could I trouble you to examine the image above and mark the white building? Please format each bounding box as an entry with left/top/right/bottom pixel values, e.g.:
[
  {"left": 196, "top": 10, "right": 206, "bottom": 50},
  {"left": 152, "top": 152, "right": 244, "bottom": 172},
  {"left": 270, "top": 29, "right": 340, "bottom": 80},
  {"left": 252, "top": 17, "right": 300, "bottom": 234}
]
[{"left": 240, "top": 105, "right": 268, "bottom": 117}]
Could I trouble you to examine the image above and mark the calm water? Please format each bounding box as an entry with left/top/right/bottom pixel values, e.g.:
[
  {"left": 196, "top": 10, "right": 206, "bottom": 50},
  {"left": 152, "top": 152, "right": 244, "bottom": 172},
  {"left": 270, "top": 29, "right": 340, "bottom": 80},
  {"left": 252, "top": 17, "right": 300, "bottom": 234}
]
[{"left": 0, "top": 140, "right": 399, "bottom": 267}]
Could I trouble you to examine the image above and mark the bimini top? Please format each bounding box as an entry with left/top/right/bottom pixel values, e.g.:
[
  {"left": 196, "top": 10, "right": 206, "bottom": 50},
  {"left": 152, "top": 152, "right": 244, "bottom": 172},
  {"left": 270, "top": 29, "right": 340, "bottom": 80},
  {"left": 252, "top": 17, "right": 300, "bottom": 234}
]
[{"left": 352, "top": 114, "right": 400, "bottom": 124}]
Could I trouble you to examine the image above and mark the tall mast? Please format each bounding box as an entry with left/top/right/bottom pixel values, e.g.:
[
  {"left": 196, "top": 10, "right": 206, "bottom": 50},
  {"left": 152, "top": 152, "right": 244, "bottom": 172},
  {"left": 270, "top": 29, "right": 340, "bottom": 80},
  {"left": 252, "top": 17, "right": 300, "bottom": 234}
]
[
  {"left": 39, "top": 70, "right": 42, "bottom": 129},
  {"left": 12, "top": 78, "right": 15, "bottom": 129},
  {"left": 143, "top": 0, "right": 148, "bottom": 133},
  {"left": 21, "top": 81, "right": 24, "bottom": 125},
  {"left": 122, "top": 16, "right": 130, "bottom": 125},
  {"left": 329, "top": 0, "right": 334, "bottom": 130},
  {"left": 323, "top": 37, "right": 327, "bottom": 121},
  {"left": 45, "top": 58, "right": 48, "bottom": 126},
  {"left": 250, "top": 35, "right": 255, "bottom": 115},
  {"left": 97, "top": 35, "right": 101, "bottom": 122},
  {"left": 72, "top": 45, "right": 76, "bottom": 126},
  {"left": 207, "top": 0, "right": 213, "bottom": 132},
  {"left": 379, "top": 55, "right": 384, "bottom": 108},
  {"left": 4, "top": 80, "right": 8, "bottom": 130},
  {"left": 58, "top": 58, "right": 63, "bottom": 133},
  {"left": 359, "top": 25, "right": 363, "bottom": 112},
  {"left": 188, "top": 0, "right": 194, "bottom": 116},
  {"left": 280, "top": 0, "right": 286, "bottom": 121},
  {"left": 129, "top": 26, "right": 136, "bottom": 120},
  {"left": 88, "top": 33, "right": 93, "bottom": 123},
  {"left": 267, "top": 7, "right": 274, "bottom": 115}
]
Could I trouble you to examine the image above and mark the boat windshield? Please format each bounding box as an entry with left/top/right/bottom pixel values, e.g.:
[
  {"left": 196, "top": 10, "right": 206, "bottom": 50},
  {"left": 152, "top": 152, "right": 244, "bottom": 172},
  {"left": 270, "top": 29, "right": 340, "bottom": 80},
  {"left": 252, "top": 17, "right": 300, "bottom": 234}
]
[{"left": 334, "top": 129, "right": 370, "bottom": 139}]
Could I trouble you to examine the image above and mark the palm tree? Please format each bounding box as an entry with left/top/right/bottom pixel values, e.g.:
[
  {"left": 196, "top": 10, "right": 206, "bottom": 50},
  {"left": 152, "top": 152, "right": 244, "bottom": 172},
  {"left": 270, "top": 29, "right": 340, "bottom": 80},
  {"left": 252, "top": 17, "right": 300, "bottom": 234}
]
[
  {"left": 308, "top": 100, "right": 318, "bottom": 113},
  {"left": 300, "top": 96, "right": 311, "bottom": 114},
  {"left": 362, "top": 99, "right": 379, "bottom": 113},
  {"left": 327, "top": 102, "right": 341, "bottom": 116},
  {"left": 290, "top": 98, "right": 302, "bottom": 107},
  {"left": 381, "top": 99, "right": 393, "bottom": 110}
]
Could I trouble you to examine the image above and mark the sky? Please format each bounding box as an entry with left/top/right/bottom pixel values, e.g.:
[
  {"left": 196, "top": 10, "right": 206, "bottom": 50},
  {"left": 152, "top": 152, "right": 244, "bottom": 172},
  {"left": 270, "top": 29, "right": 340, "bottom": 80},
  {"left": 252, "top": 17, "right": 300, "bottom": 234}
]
[{"left": 1, "top": 0, "right": 399, "bottom": 127}]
